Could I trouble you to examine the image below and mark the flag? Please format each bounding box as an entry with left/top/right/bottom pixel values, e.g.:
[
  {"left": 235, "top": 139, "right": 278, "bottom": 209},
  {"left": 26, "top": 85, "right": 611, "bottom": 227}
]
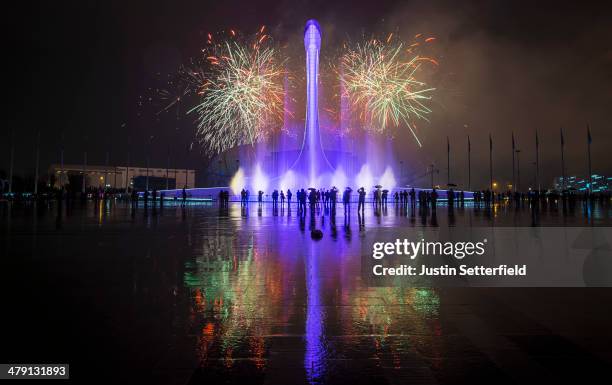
[
  {"left": 560, "top": 127, "right": 564, "bottom": 146},
  {"left": 587, "top": 124, "right": 592, "bottom": 144},
  {"left": 536, "top": 131, "right": 539, "bottom": 149},
  {"left": 489, "top": 134, "right": 492, "bottom": 151},
  {"left": 447, "top": 136, "right": 450, "bottom": 153},
  {"left": 512, "top": 132, "right": 515, "bottom": 151},
  {"left": 468, "top": 135, "right": 471, "bottom": 152}
]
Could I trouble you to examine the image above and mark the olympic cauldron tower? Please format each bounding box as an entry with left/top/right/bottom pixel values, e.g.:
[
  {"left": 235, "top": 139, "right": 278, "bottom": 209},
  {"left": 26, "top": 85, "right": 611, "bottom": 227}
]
[{"left": 293, "top": 19, "right": 333, "bottom": 186}]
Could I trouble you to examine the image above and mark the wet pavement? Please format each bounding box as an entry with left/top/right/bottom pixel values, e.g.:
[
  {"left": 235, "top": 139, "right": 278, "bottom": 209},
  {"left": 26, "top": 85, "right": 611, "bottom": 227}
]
[{"left": 1, "top": 200, "right": 612, "bottom": 384}]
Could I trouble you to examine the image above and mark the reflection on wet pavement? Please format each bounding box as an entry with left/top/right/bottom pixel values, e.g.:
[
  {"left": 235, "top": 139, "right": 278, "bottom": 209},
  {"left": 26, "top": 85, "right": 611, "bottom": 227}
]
[{"left": 1, "top": 201, "right": 611, "bottom": 384}]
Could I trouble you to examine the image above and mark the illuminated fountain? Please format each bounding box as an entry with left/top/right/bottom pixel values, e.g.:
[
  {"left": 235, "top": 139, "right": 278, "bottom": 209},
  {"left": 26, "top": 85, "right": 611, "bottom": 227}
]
[
  {"left": 154, "top": 21, "right": 476, "bottom": 202},
  {"left": 234, "top": 19, "right": 397, "bottom": 195}
]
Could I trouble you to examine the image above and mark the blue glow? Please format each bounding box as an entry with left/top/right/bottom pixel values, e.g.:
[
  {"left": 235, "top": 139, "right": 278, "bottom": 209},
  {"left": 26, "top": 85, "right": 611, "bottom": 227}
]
[
  {"left": 331, "top": 166, "right": 348, "bottom": 190},
  {"left": 251, "top": 163, "right": 269, "bottom": 193},
  {"left": 304, "top": 241, "right": 325, "bottom": 383},
  {"left": 355, "top": 164, "right": 374, "bottom": 189},
  {"left": 220, "top": 20, "right": 475, "bottom": 196},
  {"left": 378, "top": 166, "right": 397, "bottom": 191},
  {"left": 304, "top": 20, "right": 322, "bottom": 186}
]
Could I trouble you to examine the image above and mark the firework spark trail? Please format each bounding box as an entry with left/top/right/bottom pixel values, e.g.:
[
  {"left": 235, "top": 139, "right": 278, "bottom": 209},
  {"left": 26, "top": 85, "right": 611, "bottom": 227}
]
[
  {"left": 154, "top": 28, "right": 436, "bottom": 154},
  {"left": 156, "top": 82, "right": 190, "bottom": 118},
  {"left": 339, "top": 38, "right": 436, "bottom": 146},
  {"left": 164, "top": 28, "right": 287, "bottom": 155},
  {"left": 187, "top": 32, "right": 286, "bottom": 155}
]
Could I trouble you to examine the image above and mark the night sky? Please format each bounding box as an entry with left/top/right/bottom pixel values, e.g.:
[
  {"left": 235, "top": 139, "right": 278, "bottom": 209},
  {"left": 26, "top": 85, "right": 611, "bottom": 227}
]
[{"left": 4, "top": 0, "right": 612, "bottom": 188}]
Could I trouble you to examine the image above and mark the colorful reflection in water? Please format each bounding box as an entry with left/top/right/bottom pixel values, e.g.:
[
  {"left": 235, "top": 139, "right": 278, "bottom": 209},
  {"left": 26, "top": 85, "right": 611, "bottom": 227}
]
[
  {"left": 181, "top": 210, "right": 443, "bottom": 381},
  {"left": 304, "top": 242, "right": 324, "bottom": 383},
  {"left": 3, "top": 199, "right": 611, "bottom": 383}
]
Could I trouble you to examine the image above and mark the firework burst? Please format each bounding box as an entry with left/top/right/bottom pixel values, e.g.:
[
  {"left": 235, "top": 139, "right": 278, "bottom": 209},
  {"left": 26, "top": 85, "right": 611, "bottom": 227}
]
[
  {"left": 186, "top": 28, "right": 286, "bottom": 155},
  {"left": 338, "top": 36, "right": 436, "bottom": 146}
]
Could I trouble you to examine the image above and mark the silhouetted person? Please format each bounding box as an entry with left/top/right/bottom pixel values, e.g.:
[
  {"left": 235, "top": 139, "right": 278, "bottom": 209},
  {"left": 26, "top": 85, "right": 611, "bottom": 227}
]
[
  {"left": 296, "top": 189, "right": 302, "bottom": 212},
  {"left": 302, "top": 189, "right": 307, "bottom": 212},
  {"left": 342, "top": 188, "right": 351, "bottom": 215},
  {"left": 358, "top": 187, "right": 366, "bottom": 213},
  {"left": 131, "top": 189, "right": 138, "bottom": 206},
  {"left": 342, "top": 188, "right": 350, "bottom": 204},
  {"left": 329, "top": 187, "right": 337, "bottom": 211},
  {"left": 272, "top": 189, "right": 279, "bottom": 207},
  {"left": 280, "top": 190, "right": 285, "bottom": 206},
  {"left": 287, "top": 189, "right": 292, "bottom": 206},
  {"left": 485, "top": 189, "right": 492, "bottom": 206},
  {"left": 431, "top": 188, "right": 438, "bottom": 210},
  {"left": 298, "top": 189, "right": 305, "bottom": 213},
  {"left": 308, "top": 189, "right": 317, "bottom": 208},
  {"left": 182, "top": 187, "right": 187, "bottom": 206},
  {"left": 374, "top": 188, "right": 382, "bottom": 207}
]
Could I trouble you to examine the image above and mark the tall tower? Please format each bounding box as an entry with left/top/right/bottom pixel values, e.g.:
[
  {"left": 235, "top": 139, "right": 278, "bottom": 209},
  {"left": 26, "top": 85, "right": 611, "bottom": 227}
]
[
  {"left": 287, "top": 19, "right": 333, "bottom": 186},
  {"left": 303, "top": 19, "right": 326, "bottom": 186}
]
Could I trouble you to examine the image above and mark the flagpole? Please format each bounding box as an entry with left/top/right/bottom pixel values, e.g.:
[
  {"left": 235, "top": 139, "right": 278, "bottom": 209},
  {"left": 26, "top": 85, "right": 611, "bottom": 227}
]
[
  {"left": 34, "top": 130, "right": 40, "bottom": 195},
  {"left": 82, "top": 151, "right": 87, "bottom": 193},
  {"left": 587, "top": 124, "right": 592, "bottom": 195},
  {"left": 535, "top": 130, "right": 540, "bottom": 191},
  {"left": 512, "top": 132, "right": 515, "bottom": 191},
  {"left": 60, "top": 131, "right": 65, "bottom": 189},
  {"left": 8, "top": 127, "right": 14, "bottom": 194},
  {"left": 82, "top": 136, "right": 87, "bottom": 194},
  {"left": 489, "top": 134, "right": 493, "bottom": 191},
  {"left": 467, "top": 135, "right": 471, "bottom": 191},
  {"left": 104, "top": 150, "right": 109, "bottom": 190},
  {"left": 516, "top": 149, "right": 521, "bottom": 192},
  {"left": 560, "top": 127, "right": 565, "bottom": 191},
  {"left": 447, "top": 136, "right": 450, "bottom": 186},
  {"left": 125, "top": 136, "right": 131, "bottom": 193}
]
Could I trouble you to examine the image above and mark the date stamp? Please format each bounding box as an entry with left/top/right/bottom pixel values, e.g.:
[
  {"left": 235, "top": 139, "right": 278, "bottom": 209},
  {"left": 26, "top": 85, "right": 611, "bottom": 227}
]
[{"left": 0, "top": 364, "right": 69, "bottom": 379}]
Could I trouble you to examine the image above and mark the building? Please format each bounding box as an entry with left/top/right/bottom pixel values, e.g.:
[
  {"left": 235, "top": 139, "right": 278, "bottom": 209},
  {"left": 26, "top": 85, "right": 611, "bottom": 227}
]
[
  {"left": 553, "top": 174, "right": 612, "bottom": 193},
  {"left": 48, "top": 164, "right": 196, "bottom": 191}
]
